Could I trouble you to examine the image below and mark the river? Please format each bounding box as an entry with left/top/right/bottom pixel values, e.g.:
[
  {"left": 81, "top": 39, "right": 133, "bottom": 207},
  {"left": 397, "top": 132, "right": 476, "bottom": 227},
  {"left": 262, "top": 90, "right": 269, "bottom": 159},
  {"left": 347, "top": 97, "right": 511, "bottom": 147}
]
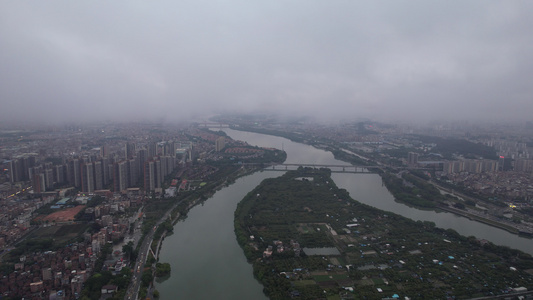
[{"left": 155, "top": 128, "right": 533, "bottom": 299}]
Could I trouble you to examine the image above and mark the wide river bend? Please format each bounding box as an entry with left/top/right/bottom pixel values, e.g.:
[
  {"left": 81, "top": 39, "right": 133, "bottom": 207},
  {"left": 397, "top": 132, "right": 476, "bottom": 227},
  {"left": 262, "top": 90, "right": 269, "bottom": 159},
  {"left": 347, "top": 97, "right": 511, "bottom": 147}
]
[{"left": 155, "top": 129, "right": 533, "bottom": 299}]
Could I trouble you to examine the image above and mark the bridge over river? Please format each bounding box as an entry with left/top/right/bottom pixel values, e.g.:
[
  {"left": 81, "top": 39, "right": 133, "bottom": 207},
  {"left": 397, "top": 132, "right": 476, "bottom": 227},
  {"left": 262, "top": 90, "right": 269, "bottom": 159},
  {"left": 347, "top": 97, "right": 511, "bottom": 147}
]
[{"left": 241, "top": 163, "right": 380, "bottom": 173}]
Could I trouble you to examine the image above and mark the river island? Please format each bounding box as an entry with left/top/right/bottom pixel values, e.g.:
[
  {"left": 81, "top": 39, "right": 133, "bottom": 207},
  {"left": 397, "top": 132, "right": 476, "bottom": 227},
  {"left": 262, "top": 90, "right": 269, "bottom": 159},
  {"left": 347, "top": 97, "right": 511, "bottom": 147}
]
[{"left": 235, "top": 168, "right": 533, "bottom": 299}]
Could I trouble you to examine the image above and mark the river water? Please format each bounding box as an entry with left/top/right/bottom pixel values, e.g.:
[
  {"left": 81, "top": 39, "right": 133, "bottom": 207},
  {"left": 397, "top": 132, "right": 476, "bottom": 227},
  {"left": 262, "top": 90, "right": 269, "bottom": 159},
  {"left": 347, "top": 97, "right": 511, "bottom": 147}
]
[{"left": 155, "top": 128, "right": 533, "bottom": 299}]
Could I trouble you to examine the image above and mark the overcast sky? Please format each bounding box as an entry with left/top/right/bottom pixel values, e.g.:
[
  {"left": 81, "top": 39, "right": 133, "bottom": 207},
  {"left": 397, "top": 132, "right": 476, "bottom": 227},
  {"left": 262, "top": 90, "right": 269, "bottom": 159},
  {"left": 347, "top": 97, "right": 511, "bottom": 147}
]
[{"left": 1, "top": 1, "right": 532, "bottom": 125}]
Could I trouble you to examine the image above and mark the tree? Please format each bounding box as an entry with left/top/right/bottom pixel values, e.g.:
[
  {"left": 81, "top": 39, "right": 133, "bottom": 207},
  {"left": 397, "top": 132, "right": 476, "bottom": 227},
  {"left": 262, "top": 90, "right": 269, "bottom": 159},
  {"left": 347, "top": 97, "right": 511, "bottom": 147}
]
[
  {"left": 453, "top": 202, "right": 465, "bottom": 209},
  {"left": 141, "top": 271, "right": 153, "bottom": 287},
  {"left": 122, "top": 241, "right": 135, "bottom": 261},
  {"left": 155, "top": 262, "right": 171, "bottom": 277}
]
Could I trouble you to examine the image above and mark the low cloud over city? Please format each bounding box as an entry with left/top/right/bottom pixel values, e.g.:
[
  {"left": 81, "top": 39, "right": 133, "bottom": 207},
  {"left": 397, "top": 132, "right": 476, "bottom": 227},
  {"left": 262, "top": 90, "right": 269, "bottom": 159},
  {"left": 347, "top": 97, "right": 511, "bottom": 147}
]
[{"left": 1, "top": 1, "right": 533, "bottom": 124}]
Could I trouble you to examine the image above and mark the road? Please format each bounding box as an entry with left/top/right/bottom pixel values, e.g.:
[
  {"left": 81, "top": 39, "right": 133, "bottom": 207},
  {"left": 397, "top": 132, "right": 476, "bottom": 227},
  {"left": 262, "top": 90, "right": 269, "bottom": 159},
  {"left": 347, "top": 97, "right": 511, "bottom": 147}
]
[{"left": 125, "top": 199, "right": 183, "bottom": 300}]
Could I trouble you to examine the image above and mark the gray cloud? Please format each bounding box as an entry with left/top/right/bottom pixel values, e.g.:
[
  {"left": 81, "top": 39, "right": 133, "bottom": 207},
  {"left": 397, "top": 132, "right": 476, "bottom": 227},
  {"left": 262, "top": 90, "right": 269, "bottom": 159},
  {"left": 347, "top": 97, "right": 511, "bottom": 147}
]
[{"left": 1, "top": 1, "right": 532, "bottom": 124}]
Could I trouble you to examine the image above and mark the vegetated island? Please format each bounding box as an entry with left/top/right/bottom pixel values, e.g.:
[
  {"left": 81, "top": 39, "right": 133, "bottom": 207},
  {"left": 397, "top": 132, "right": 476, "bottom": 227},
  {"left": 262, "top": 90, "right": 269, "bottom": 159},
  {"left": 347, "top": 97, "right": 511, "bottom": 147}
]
[{"left": 235, "top": 168, "right": 533, "bottom": 299}]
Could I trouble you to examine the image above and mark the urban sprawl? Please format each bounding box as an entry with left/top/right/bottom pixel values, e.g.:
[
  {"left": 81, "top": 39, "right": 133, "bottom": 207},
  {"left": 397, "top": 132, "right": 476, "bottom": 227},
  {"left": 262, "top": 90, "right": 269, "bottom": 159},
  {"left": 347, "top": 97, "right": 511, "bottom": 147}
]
[{"left": 1, "top": 117, "right": 533, "bottom": 299}]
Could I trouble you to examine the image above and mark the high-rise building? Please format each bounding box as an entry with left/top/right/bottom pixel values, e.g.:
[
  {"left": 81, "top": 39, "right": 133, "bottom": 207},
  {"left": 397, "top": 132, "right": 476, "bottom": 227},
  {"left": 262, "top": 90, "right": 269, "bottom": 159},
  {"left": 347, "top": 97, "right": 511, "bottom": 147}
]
[
  {"left": 125, "top": 142, "right": 136, "bottom": 159},
  {"left": 108, "top": 164, "right": 114, "bottom": 187},
  {"left": 68, "top": 159, "right": 81, "bottom": 188},
  {"left": 100, "top": 145, "right": 109, "bottom": 157},
  {"left": 160, "top": 141, "right": 177, "bottom": 157},
  {"left": 499, "top": 156, "right": 513, "bottom": 171},
  {"left": 188, "top": 144, "right": 195, "bottom": 162},
  {"left": 8, "top": 158, "right": 28, "bottom": 183},
  {"left": 160, "top": 156, "right": 168, "bottom": 179},
  {"left": 54, "top": 165, "right": 66, "bottom": 185},
  {"left": 169, "top": 141, "right": 176, "bottom": 157},
  {"left": 81, "top": 163, "right": 95, "bottom": 193},
  {"left": 101, "top": 157, "right": 111, "bottom": 186},
  {"left": 144, "top": 161, "right": 156, "bottom": 192},
  {"left": 8, "top": 160, "right": 17, "bottom": 183},
  {"left": 44, "top": 168, "right": 54, "bottom": 190},
  {"left": 32, "top": 173, "right": 46, "bottom": 194},
  {"left": 21, "top": 156, "right": 36, "bottom": 181},
  {"left": 215, "top": 137, "right": 226, "bottom": 152},
  {"left": 407, "top": 152, "right": 419, "bottom": 165},
  {"left": 138, "top": 149, "right": 148, "bottom": 174},
  {"left": 114, "top": 161, "right": 129, "bottom": 193},
  {"left": 93, "top": 161, "right": 103, "bottom": 190},
  {"left": 148, "top": 142, "right": 157, "bottom": 159},
  {"left": 515, "top": 159, "right": 533, "bottom": 173},
  {"left": 481, "top": 160, "right": 498, "bottom": 172},
  {"left": 128, "top": 158, "right": 138, "bottom": 187},
  {"left": 155, "top": 159, "right": 162, "bottom": 189}
]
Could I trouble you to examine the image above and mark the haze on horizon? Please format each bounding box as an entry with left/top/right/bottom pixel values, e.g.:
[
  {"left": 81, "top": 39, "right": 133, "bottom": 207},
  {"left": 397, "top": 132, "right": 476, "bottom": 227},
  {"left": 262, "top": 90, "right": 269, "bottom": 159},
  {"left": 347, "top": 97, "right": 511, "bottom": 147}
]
[{"left": 1, "top": 1, "right": 532, "bottom": 125}]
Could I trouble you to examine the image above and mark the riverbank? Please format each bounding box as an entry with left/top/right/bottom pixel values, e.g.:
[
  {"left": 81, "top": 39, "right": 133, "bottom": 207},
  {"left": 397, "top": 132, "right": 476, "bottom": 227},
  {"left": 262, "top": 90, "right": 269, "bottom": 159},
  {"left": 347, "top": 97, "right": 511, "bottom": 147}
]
[
  {"left": 430, "top": 180, "right": 533, "bottom": 236},
  {"left": 154, "top": 169, "right": 276, "bottom": 299},
  {"left": 150, "top": 145, "right": 285, "bottom": 299},
  {"left": 128, "top": 140, "right": 286, "bottom": 299},
  {"left": 229, "top": 125, "right": 533, "bottom": 240},
  {"left": 154, "top": 127, "right": 533, "bottom": 299},
  {"left": 151, "top": 164, "right": 267, "bottom": 259},
  {"left": 437, "top": 205, "right": 519, "bottom": 234}
]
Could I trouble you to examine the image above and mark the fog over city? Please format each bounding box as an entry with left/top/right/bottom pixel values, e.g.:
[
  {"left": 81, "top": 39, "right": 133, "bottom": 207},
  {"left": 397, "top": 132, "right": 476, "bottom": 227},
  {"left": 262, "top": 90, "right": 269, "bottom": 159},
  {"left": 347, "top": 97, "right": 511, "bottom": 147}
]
[{"left": 1, "top": 1, "right": 532, "bottom": 125}]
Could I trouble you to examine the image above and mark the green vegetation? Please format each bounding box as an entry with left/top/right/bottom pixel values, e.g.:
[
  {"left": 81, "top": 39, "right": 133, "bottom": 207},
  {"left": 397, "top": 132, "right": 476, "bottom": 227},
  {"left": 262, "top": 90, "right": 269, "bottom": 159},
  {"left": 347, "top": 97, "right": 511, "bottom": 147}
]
[
  {"left": 207, "top": 146, "right": 286, "bottom": 166},
  {"left": 141, "top": 271, "right": 153, "bottom": 287},
  {"left": 381, "top": 172, "right": 444, "bottom": 208},
  {"left": 3, "top": 224, "right": 90, "bottom": 264},
  {"left": 235, "top": 169, "right": 533, "bottom": 299},
  {"left": 32, "top": 202, "right": 57, "bottom": 216},
  {"left": 86, "top": 195, "right": 105, "bottom": 207},
  {"left": 154, "top": 219, "right": 173, "bottom": 240},
  {"left": 435, "top": 178, "right": 494, "bottom": 203},
  {"left": 414, "top": 135, "right": 498, "bottom": 160},
  {"left": 93, "top": 243, "right": 113, "bottom": 273},
  {"left": 74, "top": 196, "right": 105, "bottom": 221},
  {"left": 155, "top": 262, "right": 171, "bottom": 277},
  {"left": 79, "top": 258, "right": 132, "bottom": 300},
  {"left": 328, "top": 147, "right": 370, "bottom": 166},
  {"left": 122, "top": 241, "right": 138, "bottom": 262},
  {"left": 381, "top": 147, "right": 414, "bottom": 160},
  {"left": 3, "top": 239, "right": 54, "bottom": 263},
  {"left": 80, "top": 271, "right": 113, "bottom": 300}
]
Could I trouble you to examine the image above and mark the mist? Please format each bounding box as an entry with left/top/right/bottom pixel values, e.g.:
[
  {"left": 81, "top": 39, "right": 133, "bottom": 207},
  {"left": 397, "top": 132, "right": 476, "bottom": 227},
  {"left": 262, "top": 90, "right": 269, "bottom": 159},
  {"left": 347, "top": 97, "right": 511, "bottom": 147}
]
[{"left": 1, "top": 1, "right": 532, "bottom": 125}]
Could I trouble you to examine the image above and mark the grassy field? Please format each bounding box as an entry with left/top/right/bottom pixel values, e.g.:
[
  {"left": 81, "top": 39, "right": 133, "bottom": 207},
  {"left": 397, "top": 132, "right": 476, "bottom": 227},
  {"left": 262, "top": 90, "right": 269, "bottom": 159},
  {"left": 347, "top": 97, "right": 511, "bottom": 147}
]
[{"left": 28, "top": 223, "right": 89, "bottom": 245}]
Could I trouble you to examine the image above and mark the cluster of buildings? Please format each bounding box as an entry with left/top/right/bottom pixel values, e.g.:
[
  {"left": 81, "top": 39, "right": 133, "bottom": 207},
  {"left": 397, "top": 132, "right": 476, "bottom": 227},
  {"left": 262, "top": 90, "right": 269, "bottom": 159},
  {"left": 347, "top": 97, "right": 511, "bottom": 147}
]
[
  {"left": 5, "top": 140, "right": 181, "bottom": 195},
  {"left": 0, "top": 123, "right": 276, "bottom": 299},
  {"left": 446, "top": 171, "right": 533, "bottom": 201},
  {"left": 1, "top": 193, "right": 134, "bottom": 299},
  {"left": 262, "top": 239, "right": 301, "bottom": 258},
  {"left": 487, "top": 140, "right": 530, "bottom": 160},
  {"left": 1, "top": 242, "right": 93, "bottom": 299},
  {"left": 442, "top": 159, "right": 500, "bottom": 174},
  {"left": 0, "top": 194, "right": 58, "bottom": 249},
  {"left": 224, "top": 147, "right": 265, "bottom": 160},
  {"left": 0, "top": 124, "right": 200, "bottom": 202},
  {"left": 0, "top": 124, "right": 244, "bottom": 252}
]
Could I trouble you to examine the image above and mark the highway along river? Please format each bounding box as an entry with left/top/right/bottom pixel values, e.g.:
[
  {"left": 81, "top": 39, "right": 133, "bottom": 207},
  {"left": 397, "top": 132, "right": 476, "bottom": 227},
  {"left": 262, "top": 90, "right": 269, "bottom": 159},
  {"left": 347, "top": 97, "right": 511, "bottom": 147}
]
[{"left": 155, "top": 128, "right": 533, "bottom": 299}]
